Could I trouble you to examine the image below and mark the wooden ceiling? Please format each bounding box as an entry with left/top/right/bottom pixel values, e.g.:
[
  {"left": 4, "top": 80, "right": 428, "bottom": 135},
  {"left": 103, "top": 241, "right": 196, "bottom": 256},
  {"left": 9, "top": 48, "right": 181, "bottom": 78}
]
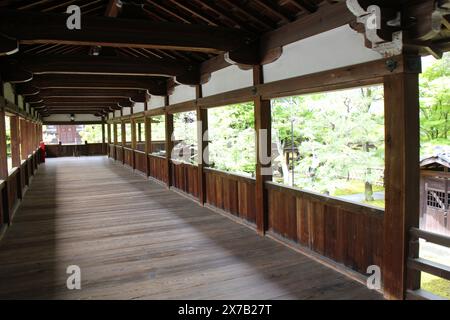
[{"left": 0, "top": 0, "right": 449, "bottom": 117}]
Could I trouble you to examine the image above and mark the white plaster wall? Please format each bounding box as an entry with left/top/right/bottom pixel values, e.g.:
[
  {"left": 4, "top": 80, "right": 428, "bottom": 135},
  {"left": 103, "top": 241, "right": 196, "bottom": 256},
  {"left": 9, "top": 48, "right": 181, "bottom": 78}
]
[
  {"left": 122, "top": 107, "right": 131, "bottom": 116},
  {"left": 108, "top": 112, "right": 114, "bottom": 119},
  {"left": 133, "top": 102, "right": 145, "bottom": 113},
  {"left": 18, "top": 95, "right": 24, "bottom": 109},
  {"left": 43, "top": 114, "right": 102, "bottom": 122},
  {"left": 263, "top": 25, "right": 382, "bottom": 83},
  {"left": 202, "top": 65, "right": 253, "bottom": 97},
  {"left": 3, "top": 83, "right": 14, "bottom": 103},
  {"left": 169, "top": 85, "right": 196, "bottom": 105},
  {"left": 149, "top": 95, "right": 165, "bottom": 109},
  {"left": 114, "top": 110, "right": 121, "bottom": 118}
]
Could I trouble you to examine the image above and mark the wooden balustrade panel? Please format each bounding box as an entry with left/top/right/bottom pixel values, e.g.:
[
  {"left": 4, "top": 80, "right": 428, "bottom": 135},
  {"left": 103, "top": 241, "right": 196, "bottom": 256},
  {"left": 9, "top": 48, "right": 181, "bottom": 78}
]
[
  {"left": 116, "top": 147, "right": 123, "bottom": 163},
  {"left": 20, "top": 162, "right": 28, "bottom": 189},
  {"left": 7, "top": 171, "right": 19, "bottom": 213},
  {"left": 134, "top": 151, "right": 147, "bottom": 174},
  {"left": 0, "top": 182, "right": 5, "bottom": 225},
  {"left": 27, "top": 157, "right": 33, "bottom": 180},
  {"left": 46, "top": 144, "right": 105, "bottom": 157},
  {"left": 124, "top": 148, "right": 133, "bottom": 167},
  {"left": 149, "top": 155, "right": 167, "bottom": 183},
  {"left": 205, "top": 169, "right": 256, "bottom": 224},
  {"left": 267, "top": 183, "right": 384, "bottom": 274},
  {"left": 109, "top": 145, "right": 115, "bottom": 158},
  {"left": 171, "top": 162, "right": 199, "bottom": 199}
]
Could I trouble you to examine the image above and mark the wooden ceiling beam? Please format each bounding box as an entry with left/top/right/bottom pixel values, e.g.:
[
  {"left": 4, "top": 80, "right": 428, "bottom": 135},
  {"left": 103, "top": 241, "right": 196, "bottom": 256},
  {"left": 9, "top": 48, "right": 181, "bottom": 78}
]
[
  {"left": 39, "top": 88, "right": 143, "bottom": 98},
  {"left": 0, "top": 9, "right": 256, "bottom": 54},
  {"left": 44, "top": 97, "right": 130, "bottom": 104},
  {"left": 12, "top": 54, "right": 201, "bottom": 85},
  {"left": 32, "top": 74, "right": 167, "bottom": 95}
]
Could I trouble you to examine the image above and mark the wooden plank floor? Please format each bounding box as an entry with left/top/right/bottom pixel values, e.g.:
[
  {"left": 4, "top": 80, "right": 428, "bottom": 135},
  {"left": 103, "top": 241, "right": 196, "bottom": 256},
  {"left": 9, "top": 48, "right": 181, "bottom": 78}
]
[{"left": 0, "top": 156, "right": 382, "bottom": 300}]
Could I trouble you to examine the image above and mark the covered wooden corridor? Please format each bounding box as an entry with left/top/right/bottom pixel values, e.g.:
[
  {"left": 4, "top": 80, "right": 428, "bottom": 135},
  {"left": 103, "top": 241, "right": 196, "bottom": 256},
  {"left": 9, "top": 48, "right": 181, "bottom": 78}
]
[{"left": 0, "top": 156, "right": 381, "bottom": 300}]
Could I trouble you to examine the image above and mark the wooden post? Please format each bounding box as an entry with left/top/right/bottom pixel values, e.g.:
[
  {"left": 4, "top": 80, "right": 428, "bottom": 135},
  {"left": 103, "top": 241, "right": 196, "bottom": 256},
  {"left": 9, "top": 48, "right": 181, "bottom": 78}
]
[
  {"left": 107, "top": 122, "right": 111, "bottom": 157},
  {"left": 113, "top": 122, "right": 118, "bottom": 160},
  {"left": 253, "top": 65, "right": 271, "bottom": 235},
  {"left": 0, "top": 107, "right": 10, "bottom": 224},
  {"left": 137, "top": 123, "right": 142, "bottom": 142},
  {"left": 383, "top": 56, "right": 421, "bottom": 300},
  {"left": 131, "top": 118, "right": 136, "bottom": 169},
  {"left": 20, "top": 119, "right": 27, "bottom": 160},
  {"left": 121, "top": 120, "right": 126, "bottom": 164},
  {"left": 164, "top": 96, "right": 173, "bottom": 187},
  {"left": 144, "top": 116, "right": 151, "bottom": 177},
  {"left": 196, "top": 85, "right": 208, "bottom": 204},
  {"left": 10, "top": 116, "right": 21, "bottom": 168},
  {"left": 101, "top": 119, "right": 106, "bottom": 154}
]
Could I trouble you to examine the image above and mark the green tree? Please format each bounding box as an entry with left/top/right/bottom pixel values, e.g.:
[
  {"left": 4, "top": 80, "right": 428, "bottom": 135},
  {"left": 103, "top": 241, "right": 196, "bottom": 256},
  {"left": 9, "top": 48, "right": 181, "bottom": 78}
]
[{"left": 420, "top": 53, "right": 450, "bottom": 155}]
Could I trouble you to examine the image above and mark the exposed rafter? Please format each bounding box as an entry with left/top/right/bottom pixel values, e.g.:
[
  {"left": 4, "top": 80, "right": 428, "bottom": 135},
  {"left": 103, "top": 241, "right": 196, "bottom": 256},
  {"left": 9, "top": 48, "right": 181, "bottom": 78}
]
[{"left": 0, "top": 9, "right": 256, "bottom": 54}]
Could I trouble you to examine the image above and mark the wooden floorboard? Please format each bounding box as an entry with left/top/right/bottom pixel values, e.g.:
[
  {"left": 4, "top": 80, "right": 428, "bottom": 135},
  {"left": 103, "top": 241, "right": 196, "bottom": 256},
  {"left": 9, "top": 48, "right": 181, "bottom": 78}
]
[{"left": 0, "top": 156, "right": 382, "bottom": 300}]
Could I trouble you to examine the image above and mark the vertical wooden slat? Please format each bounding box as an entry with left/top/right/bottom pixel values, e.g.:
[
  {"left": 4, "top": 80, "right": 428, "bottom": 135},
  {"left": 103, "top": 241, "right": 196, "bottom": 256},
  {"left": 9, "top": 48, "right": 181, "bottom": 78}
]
[
  {"left": 131, "top": 118, "right": 136, "bottom": 169},
  {"left": 10, "top": 116, "right": 21, "bottom": 168},
  {"left": 144, "top": 116, "right": 151, "bottom": 177},
  {"left": 0, "top": 108, "right": 10, "bottom": 224},
  {"left": 101, "top": 119, "right": 106, "bottom": 154},
  {"left": 121, "top": 120, "right": 126, "bottom": 164},
  {"left": 165, "top": 96, "right": 173, "bottom": 187},
  {"left": 383, "top": 57, "right": 421, "bottom": 300},
  {"left": 254, "top": 65, "right": 271, "bottom": 235},
  {"left": 196, "top": 85, "right": 208, "bottom": 205}
]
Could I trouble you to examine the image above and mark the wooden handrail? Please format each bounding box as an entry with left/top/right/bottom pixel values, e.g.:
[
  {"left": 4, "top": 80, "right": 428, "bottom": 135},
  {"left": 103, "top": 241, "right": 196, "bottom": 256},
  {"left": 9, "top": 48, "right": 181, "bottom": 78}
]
[
  {"left": 265, "top": 181, "right": 384, "bottom": 216},
  {"left": 410, "top": 227, "right": 450, "bottom": 248},
  {"left": 407, "top": 258, "right": 450, "bottom": 281},
  {"left": 204, "top": 167, "right": 256, "bottom": 184}
]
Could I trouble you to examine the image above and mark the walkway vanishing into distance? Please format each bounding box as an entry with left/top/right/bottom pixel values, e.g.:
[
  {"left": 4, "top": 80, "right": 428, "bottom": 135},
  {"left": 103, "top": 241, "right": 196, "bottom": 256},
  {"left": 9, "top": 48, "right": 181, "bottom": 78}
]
[{"left": 0, "top": 157, "right": 382, "bottom": 299}]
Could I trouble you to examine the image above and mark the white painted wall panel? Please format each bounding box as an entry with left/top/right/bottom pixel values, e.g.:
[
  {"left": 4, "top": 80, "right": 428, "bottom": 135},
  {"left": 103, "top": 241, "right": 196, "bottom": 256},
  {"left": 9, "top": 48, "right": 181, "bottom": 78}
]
[
  {"left": 43, "top": 114, "right": 102, "bottom": 122},
  {"left": 133, "top": 102, "right": 145, "bottom": 113},
  {"left": 149, "top": 95, "right": 165, "bottom": 109},
  {"left": 263, "top": 25, "right": 382, "bottom": 83},
  {"left": 122, "top": 107, "right": 131, "bottom": 116},
  {"left": 202, "top": 65, "right": 253, "bottom": 97},
  {"left": 169, "top": 85, "right": 196, "bottom": 104}
]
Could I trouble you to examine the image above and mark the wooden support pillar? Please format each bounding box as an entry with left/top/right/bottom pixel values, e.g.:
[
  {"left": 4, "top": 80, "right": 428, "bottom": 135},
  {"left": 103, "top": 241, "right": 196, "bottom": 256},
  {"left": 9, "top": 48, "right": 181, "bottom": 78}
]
[
  {"left": 196, "top": 85, "right": 208, "bottom": 204},
  {"left": 131, "top": 118, "right": 136, "bottom": 169},
  {"left": 121, "top": 120, "right": 126, "bottom": 164},
  {"left": 10, "top": 116, "right": 21, "bottom": 168},
  {"left": 113, "top": 123, "right": 118, "bottom": 160},
  {"left": 20, "top": 119, "right": 27, "bottom": 160},
  {"left": 113, "top": 123, "right": 118, "bottom": 145},
  {"left": 0, "top": 107, "right": 10, "bottom": 224},
  {"left": 253, "top": 65, "right": 271, "bottom": 235},
  {"left": 144, "top": 116, "right": 151, "bottom": 177},
  {"left": 164, "top": 96, "right": 173, "bottom": 187},
  {"left": 107, "top": 122, "right": 111, "bottom": 157},
  {"left": 137, "top": 123, "right": 142, "bottom": 142},
  {"left": 101, "top": 119, "right": 106, "bottom": 155},
  {"left": 383, "top": 56, "right": 421, "bottom": 300}
]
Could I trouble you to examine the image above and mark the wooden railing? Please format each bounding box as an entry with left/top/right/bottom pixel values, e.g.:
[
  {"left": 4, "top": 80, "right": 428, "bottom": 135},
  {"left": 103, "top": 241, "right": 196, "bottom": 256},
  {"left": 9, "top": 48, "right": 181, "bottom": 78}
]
[
  {"left": 109, "top": 144, "right": 115, "bottom": 159},
  {"left": 265, "top": 181, "right": 384, "bottom": 274},
  {"left": 149, "top": 154, "right": 167, "bottom": 183},
  {"left": 108, "top": 144, "right": 387, "bottom": 279},
  {"left": 46, "top": 143, "right": 106, "bottom": 157},
  {"left": 134, "top": 150, "right": 147, "bottom": 174},
  {"left": 204, "top": 168, "right": 257, "bottom": 225},
  {"left": 407, "top": 227, "right": 450, "bottom": 299},
  {"left": 116, "top": 146, "right": 124, "bottom": 163},
  {"left": 0, "top": 148, "right": 43, "bottom": 227},
  {"left": 171, "top": 161, "right": 199, "bottom": 199},
  {"left": 123, "top": 147, "right": 134, "bottom": 168}
]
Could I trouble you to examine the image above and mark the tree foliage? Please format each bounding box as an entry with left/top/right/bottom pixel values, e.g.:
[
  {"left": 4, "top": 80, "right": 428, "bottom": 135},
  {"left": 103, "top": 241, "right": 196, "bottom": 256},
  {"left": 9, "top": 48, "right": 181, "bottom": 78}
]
[{"left": 420, "top": 53, "right": 450, "bottom": 155}]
